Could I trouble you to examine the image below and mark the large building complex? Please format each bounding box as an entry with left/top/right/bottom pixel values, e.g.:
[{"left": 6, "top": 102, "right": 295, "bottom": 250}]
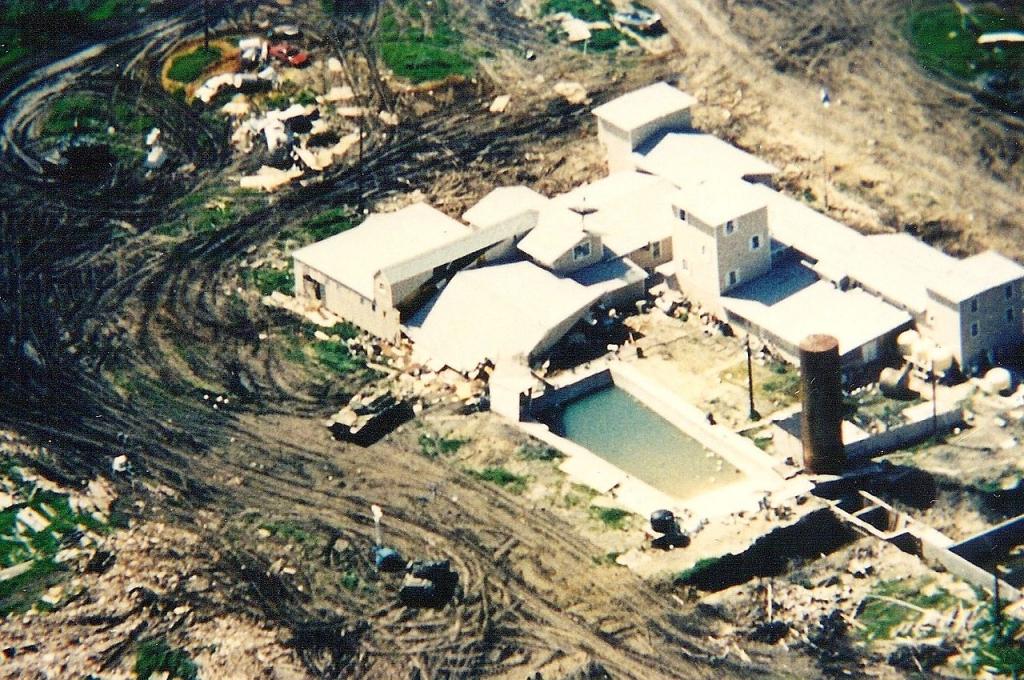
[{"left": 292, "top": 82, "right": 1024, "bottom": 379}]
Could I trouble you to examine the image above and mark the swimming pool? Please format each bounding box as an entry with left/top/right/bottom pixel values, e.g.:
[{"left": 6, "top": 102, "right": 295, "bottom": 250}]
[{"left": 546, "top": 384, "right": 742, "bottom": 498}]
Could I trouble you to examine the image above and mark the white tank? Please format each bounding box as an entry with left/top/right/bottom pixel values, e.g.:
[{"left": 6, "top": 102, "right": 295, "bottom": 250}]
[
  {"left": 897, "top": 330, "right": 920, "bottom": 357},
  {"left": 912, "top": 338, "right": 935, "bottom": 366},
  {"left": 929, "top": 346, "right": 954, "bottom": 374},
  {"left": 986, "top": 367, "right": 1013, "bottom": 395}
]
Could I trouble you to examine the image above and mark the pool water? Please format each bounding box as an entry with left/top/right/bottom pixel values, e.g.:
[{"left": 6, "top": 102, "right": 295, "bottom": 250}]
[{"left": 550, "top": 385, "right": 741, "bottom": 498}]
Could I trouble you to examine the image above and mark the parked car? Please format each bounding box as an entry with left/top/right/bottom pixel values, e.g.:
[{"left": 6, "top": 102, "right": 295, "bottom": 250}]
[{"left": 268, "top": 42, "right": 309, "bottom": 67}]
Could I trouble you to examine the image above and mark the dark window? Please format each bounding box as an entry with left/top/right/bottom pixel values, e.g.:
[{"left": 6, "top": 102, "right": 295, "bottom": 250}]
[
  {"left": 971, "top": 322, "right": 979, "bottom": 337},
  {"left": 678, "top": 208, "right": 687, "bottom": 221},
  {"left": 728, "top": 270, "right": 738, "bottom": 286},
  {"left": 751, "top": 235, "right": 761, "bottom": 250},
  {"left": 573, "top": 241, "right": 591, "bottom": 261},
  {"left": 303, "top": 275, "right": 323, "bottom": 301},
  {"left": 1007, "top": 284, "right": 1014, "bottom": 299},
  {"left": 725, "top": 220, "right": 736, "bottom": 235},
  {"left": 1008, "top": 308, "right": 1015, "bottom": 323},
  {"left": 970, "top": 298, "right": 978, "bottom": 313}
]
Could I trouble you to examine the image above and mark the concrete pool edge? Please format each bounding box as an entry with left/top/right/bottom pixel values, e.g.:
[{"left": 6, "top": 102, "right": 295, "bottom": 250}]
[{"left": 504, "top": 359, "right": 810, "bottom": 530}]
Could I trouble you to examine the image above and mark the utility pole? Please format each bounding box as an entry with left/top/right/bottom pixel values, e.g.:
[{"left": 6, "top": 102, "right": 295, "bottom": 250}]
[
  {"left": 746, "top": 336, "right": 758, "bottom": 421},
  {"left": 931, "top": 360, "right": 938, "bottom": 438}
]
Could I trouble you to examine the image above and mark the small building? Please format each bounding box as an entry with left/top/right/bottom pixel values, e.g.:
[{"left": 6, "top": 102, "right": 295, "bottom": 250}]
[
  {"left": 672, "top": 178, "right": 771, "bottom": 305},
  {"left": 592, "top": 82, "right": 696, "bottom": 173},
  {"left": 292, "top": 203, "right": 474, "bottom": 341},
  {"left": 517, "top": 207, "right": 604, "bottom": 274}
]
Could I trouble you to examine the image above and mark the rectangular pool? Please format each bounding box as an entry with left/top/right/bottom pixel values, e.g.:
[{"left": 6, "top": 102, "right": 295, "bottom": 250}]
[{"left": 546, "top": 385, "right": 742, "bottom": 499}]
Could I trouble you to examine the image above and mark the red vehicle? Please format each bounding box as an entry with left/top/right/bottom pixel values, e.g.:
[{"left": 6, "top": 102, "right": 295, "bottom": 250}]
[{"left": 268, "top": 42, "right": 309, "bottom": 67}]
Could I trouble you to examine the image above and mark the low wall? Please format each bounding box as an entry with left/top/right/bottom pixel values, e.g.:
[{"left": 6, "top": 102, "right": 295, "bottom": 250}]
[
  {"left": 950, "top": 514, "right": 1024, "bottom": 564},
  {"left": 846, "top": 406, "right": 963, "bottom": 461},
  {"left": 922, "top": 538, "right": 1022, "bottom": 601},
  {"left": 527, "top": 367, "right": 612, "bottom": 415}
]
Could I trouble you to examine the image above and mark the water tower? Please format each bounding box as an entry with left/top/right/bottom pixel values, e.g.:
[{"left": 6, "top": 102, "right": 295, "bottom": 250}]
[{"left": 799, "top": 334, "right": 845, "bottom": 475}]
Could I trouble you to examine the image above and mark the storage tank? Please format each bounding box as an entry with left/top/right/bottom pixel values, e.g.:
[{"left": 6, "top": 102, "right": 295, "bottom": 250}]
[
  {"left": 929, "top": 346, "right": 954, "bottom": 375},
  {"left": 897, "top": 330, "right": 920, "bottom": 358},
  {"left": 985, "top": 367, "right": 1013, "bottom": 395},
  {"left": 799, "top": 334, "right": 845, "bottom": 475}
]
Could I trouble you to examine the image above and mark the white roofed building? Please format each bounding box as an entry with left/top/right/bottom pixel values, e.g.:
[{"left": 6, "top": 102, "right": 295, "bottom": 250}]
[{"left": 592, "top": 82, "right": 696, "bottom": 173}]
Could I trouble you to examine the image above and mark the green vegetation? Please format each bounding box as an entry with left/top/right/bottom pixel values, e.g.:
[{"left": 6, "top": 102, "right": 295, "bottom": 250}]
[
  {"left": 166, "top": 46, "right": 221, "bottom": 84},
  {"left": 590, "top": 506, "right": 630, "bottom": 530},
  {"left": 466, "top": 466, "right": 528, "bottom": 494},
  {"left": 259, "top": 520, "right": 312, "bottom": 544},
  {"left": 857, "top": 577, "right": 958, "bottom": 642},
  {"left": 135, "top": 638, "right": 198, "bottom": 680},
  {"left": 539, "top": 0, "right": 628, "bottom": 52},
  {"left": 517, "top": 443, "right": 564, "bottom": 462},
  {"left": 299, "top": 206, "right": 360, "bottom": 243},
  {"left": 907, "top": 2, "right": 1024, "bottom": 81},
  {"left": 540, "top": 0, "right": 612, "bottom": 22},
  {"left": 375, "top": 0, "right": 474, "bottom": 83},
  {"left": 1, "top": 1, "right": 148, "bottom": 71},
  {"left": 42, "top": 93, "right": 154, "bottom": 138},
  {"left": 0, "top": 458, "right": 112, "bottom": 617},
  {"left": 418, "top": 433, "right": 467, "bottom": 459},
  {"left": 721, "top": 358, "right": 800, "bottom": 408},
  {"left": 312, "top": 339, "right": 363, "bottom": 374},
  {"left": 676, "top": 556, "right": 727, "bottom": 583},
  {"left": 968, "top": 596, "right": 1024, "bottom": 676},
  {"left": 250, "top": 267, "right": 293, "bottom": 296}
]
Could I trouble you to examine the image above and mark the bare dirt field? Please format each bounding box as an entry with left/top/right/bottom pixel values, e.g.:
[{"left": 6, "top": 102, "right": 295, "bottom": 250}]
[{"left": 2, "top": 0, "right": 1024, "bottom": 678}]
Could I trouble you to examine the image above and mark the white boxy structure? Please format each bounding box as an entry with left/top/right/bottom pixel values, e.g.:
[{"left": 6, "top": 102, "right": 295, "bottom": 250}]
[{"left": 293, "top": 81, "right": 1024, "bottom": 377}]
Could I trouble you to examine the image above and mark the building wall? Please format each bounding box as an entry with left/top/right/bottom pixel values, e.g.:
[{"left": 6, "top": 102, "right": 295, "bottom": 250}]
[
  {"left": 924, "top": 278, "right": 1024, "bottom": 372},
  {"left": 293, "top": 260, "right": 401, "bottom": 342},
  {"left": 549, "top": 234, "right": 604, "bottom": 274},
  {"left": 597, "top": 120, "right": 635, "bottom": 173},
  {"left": 714, "top": 207, "right": 770, "bottom": 294},
  {"left": 626, "top": 236, "right": 673, "bottom": 271},
  {"left": 672, "top": 211, "right": 721, "bottom": 306},
  {"left": 958, "top": 279, "right": 1024, "bottom": 370},
  {"left": 629, "top": 110, "right": 692, "bottom": 155},
  {"left": 598, "top": 109, "right": 692, "bottom": 173}
]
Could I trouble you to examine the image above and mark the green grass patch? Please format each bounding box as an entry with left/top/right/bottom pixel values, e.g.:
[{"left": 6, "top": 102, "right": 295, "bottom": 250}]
[
  {"left": 167, "top": 46, "right": 221, "bottom": 84},
  {"left": 251, "top": 267, "right": 293, "bottom": 296},
  {"left": 419, "top": 433, "right": 467, "bottom": 459},
  {"left": 721, "top": 358, "right": 801, "bottom": 408},
  {"left": 135, "top": 638, "right": 198, "bottom": 680},
  {"left": 540, "top": 0, "right": 613, "bottom": 22},
  {"left": 907, "top": 2, "right": 1024, "bottom": 81},
  {"left": 259, "top": 520, "right": 312, "bottom": 544},
  {"left": 376, "top": 0, "right": 474, "bottom": 83},
  {"left": 517, "top": 443, "right": 564, "bottom": 462},
  {"left": 0, "top": 28, "right": 27, "bottom": 70},
  {"left": 857, "top": 577, "right": 959, "bottom": 642},
  {"left": 312, "top": 339, "right": 363, "bottom": 374},
  {"left": 298, "top": 206, "right": 360, "bottom": 243},
  {"left": 466, "top": 466, "right": 528, "bottom": 494},
  {"left": 589, "top": 506, "right": 630, "bottom": 530},
  {"left": 676, "top": 556, "right": 726, "bottom": 583}
]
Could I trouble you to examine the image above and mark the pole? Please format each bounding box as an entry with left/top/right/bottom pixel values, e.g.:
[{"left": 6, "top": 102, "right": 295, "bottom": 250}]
[
  {"left": 931, "top": 361, "right": 938, "bottom": 437},
  {"left": 746, "top": 336, "right": 757, "bottom": 420}
]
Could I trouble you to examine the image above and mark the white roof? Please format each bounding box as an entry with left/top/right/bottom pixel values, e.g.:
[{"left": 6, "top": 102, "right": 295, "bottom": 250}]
[
  {"left": 517, "top": 207, "right": 590, "bottom": 267},
  {"left": 637, "top": 133, "right": 778, "bottom": 185},
  {"left": 552, "top": 171, "right": 675, "bottom": 255},
  {"left": 749, "top": 183, "right": 863, "bottom": 262},
  {"left": 292, "top": 203, "right": 472, "bottom": 298},
  {"left": 463, "top": 186, "right": 549, "bottom": 227},
  {"left": 929, "top": 250, "right": 1024, "bottom": 303},
  {"left": 834, "top": 233, "right": 956, "bottom": 314},
  {"left": 406, "top": 261, "right": 602, "bottom": 371},
  {"left": 592, "top": 82, "right": 696, "bottom": 133},
  {"left": 671, "top": 178, "right": 767, "bottom": 226},
  {"left": 723, "top": 280, "right": 911, "bottom": 358},
  {"left": 571, "top": 257, "right": 648, "bottom": 299}
]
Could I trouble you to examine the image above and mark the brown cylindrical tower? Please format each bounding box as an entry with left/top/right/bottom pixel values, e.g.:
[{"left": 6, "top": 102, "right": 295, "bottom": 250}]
[{"left": 799, "top": 334, "right": 845, "bottom": 474}]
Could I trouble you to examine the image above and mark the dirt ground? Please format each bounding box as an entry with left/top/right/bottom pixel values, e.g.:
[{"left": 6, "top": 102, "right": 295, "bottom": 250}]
[{"left": 4, "top": 0, "right": 1024, "bottom": 678}]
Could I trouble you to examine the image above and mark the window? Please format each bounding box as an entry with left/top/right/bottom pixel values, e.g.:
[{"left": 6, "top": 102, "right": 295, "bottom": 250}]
[
  {"left": 680, "top": 258, "right": 689, "bottom": 271},
  {"left": 1007, "top": 284, "right": 1014, "bottom": 299},
  {"left": 650, "top": 240, "right": 662, "bottom": 258},
  {"left": 573, "top": 241, "right": 591, "bottom": 261},
  {"left": 678, "top": 208, "right": 687, "bottom": 222},
  {"left": 971, "top": 322, "right": 979, "bottom": 337},
  {"left": 1008, "top": 308, "right": 1015, "bottom": 323},
  {"left": 701, "top": 245, "right": 707, "bottom": 256},
  {"left": 727, "top": 270, "right": 738, "bottom": 287},
  {"left": 970, "top": 298, "right": 978, "bottom": 313},
  {"left": 724, "top": 220, "right": 736, "bottom": 235},
  {"left": 750, "top": 235, "right": 761, "bottom": 250}
]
